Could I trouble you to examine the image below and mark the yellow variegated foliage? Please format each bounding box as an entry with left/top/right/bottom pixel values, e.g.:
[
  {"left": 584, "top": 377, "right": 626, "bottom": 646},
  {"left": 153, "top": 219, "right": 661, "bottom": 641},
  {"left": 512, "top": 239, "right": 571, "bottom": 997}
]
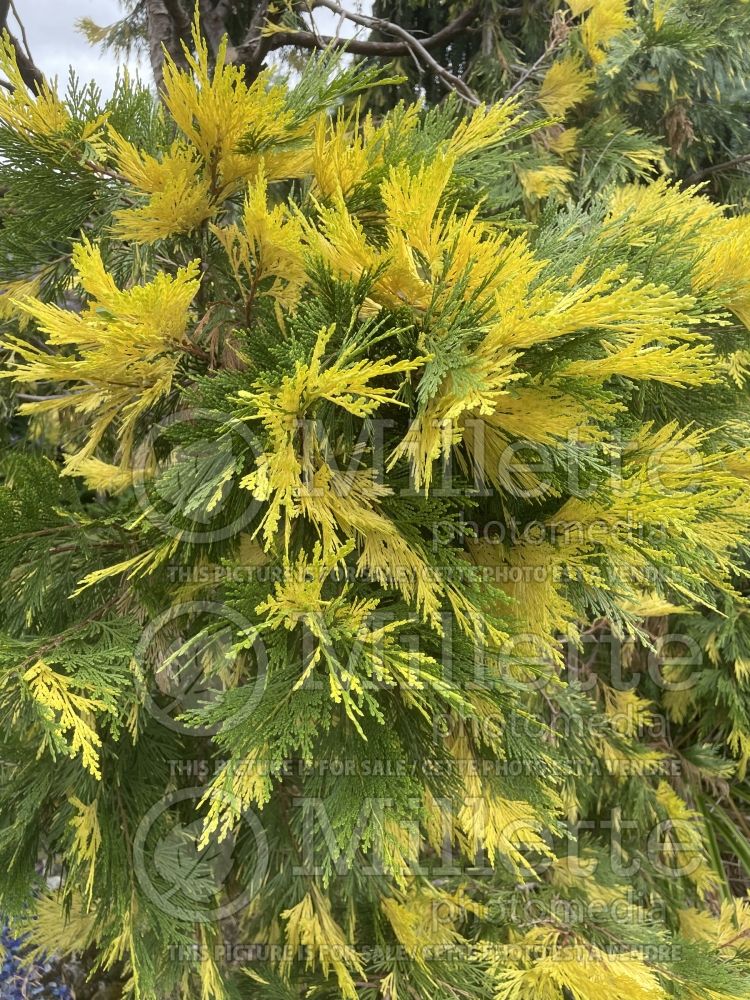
[
  {"left": 561, "top": 336, "right": 715, "bottom": 386},
  {"left": 74, "top": 538, "right": 180, "bottom": 594},
  {"left": 680, "top": 896, "right": 750, "bottom": 956},
  {"left": 256, "top": 543, "right": 471, "bottom": 722},
  {"left": 381, "top": 886, "right": 468, "bottom": 970},
  {"left": 393, "top": 254, "right": 709, "bottom": 499},
  {"left": 490, "top": 927, "right": 667, "bottom": 1000},
  {"left": 550, "top": 855, "right": 657, "bottom": 924},
  {"left": 601, "top": 684, "right": 656, "bottom": 737},
  {"left": 21, "top": 659, "right": 106, "bottom": 778},
  {"left": 233, "top": 326, "right": 448, "bottom": 620},
  {"left": 605, "top": 177, "right": 718, "bottom": 244},
  {"left": 0, "top": 273, "right": 43, "bottom": 330},
  {"left": 199, "top": 542, "right": 477, "bottom": 847},
  {"left": 210, "top": 168, "right": 305, "bottom": 312},
  {"left": 162, "top": 31, "right": 298, "bottom": 190},
  {"left": 15, "top": 892, "right": 98, "bottom": 961},
  {"left": 701, "top": 629, "right": 750, "bottom": 759},
  {"left": 281, "top": 886, "right": 365, "bottom": 1000},
  {"left": 603, "top": 179, "right": 750, "bottom": 330},
  {"left": 6, "top": 73, "right": 750, "bottom": 666},
  {"left": 620, "top": 592, "right": 690, "bottom": 617},
  {"left": 4, "top": 31, "right": 750, "bottom": 1000},
  {"left": 654, "top": 781, "right": 714, "bottom": 893},
  {"left": 110, "top": 136, "right": 214, "bottom": 241},
  {"left": 197, "top": 927, "right": 226, "bottom": 1000},
  {"left": 1, "top": 238, "right": 201, "bottom": 473},
  {"left": 541, "top": 0, "right": 661, "bottom": 182},
  {"left": 581, "top": 0, "right": 634, "bottom": 63},
  {"left": 466, "top": 411, "right": 750, "bottom": 664},
  {"left": 470, "top": 535, "right": 603, "bottom": 658},
  {"left": 0, "top": 31, "right": 70, "bottom": 137},
  {"left": 567, "top": 0, "right": 598, "bottom": 13},
  {"left": 446, "top": 99, "right": 525, "bottom": 158},
  {"left": 72, "top": 456, "right": 135, "bottom": 494},
  {"left": 537, "top": 55, "right": 596, "bottom": 117},
  {"left": 694, "top": 215, "right": 750, "bottom": 328},
  {"left": 518, "top": 163, "right": 574, "bottom": 201},
  {"left": 312, "top": 108, "right": 373, "bottom": 200},
  {"left": 310, "top": 94, "right": 521, "bottom": 206},
  {"left": 309, "top": 98, "right": 523, "bottom": 206},
  {"left": 67, "top": 794, "right": 102, "bottom": 903},
  {"left": 109, "top": 19, "right": 320, "bottom": 243},
  {"left": 199, "top": 746, "right": 273, "bottom": 847},
  {"left": 429, "top": 730, "right": 558, "bottom": 873},
  {"left": 545, "top": 125, "right": 580, "bottom": 156},
  {"left": 652, "top": 0, "right": 679, "bottom": 31}
]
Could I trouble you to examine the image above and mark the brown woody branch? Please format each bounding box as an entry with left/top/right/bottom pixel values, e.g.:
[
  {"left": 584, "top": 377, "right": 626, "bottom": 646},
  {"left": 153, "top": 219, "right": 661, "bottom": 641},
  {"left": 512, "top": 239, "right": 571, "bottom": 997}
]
[
  {"left": 123, "top": 0, "right": 483, "bottom": 101},
  {"left": 199, "top": 0, "right": 229, "bottom": 57},
  {"left": 0, "top": 0, "right": 43, "bottom": 91},
  {"left": 233, "top": 0, "right": 276, "bottom": 77},
  {"left": 145, "top": 0, "right": 190, "bottom": 94},
  {"left": 686, "top": 152, "right": 750, "bottom": 185},
  {"left": 322, "top": 0, "right": 480, "bottom": 103},
  {"left": 9, "top": 1, "right": 33, "bottom": 62},
  {"left": 235, "top": 0, "right": 482, "bottom": 101},
  {"left": 504, "top": 9, "right": 568, "bottom": 99},
  {"left": 255, "top": 2, "right": 480, "bottom": 58}
]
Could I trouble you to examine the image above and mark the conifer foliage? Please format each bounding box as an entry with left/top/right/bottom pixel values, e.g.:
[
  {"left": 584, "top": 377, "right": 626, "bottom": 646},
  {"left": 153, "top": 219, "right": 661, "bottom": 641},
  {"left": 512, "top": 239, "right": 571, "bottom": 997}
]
[{"left": 2, "top": 6, "right": 750, "bottom": 999}]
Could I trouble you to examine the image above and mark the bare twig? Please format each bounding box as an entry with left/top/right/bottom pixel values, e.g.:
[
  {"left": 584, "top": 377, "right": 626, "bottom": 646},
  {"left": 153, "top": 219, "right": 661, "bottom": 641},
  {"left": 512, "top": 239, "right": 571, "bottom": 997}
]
[
  {"left": 686, "top": 152, "right": 750, "bottom": 185},
  {"left": 319, "top": 0, "right": 480, "bottom": 104},
  {"left": 10, "top": 39, "right": 42, "bottom": 89},
  {"left": 8, "top": 0, "right": 33, "bottom": 63},
  {"left": 82, "top": 156, "right": 124, "bottom": 181},
  {"left": 234, "top": 0, "right": 274, "bottom": 77},
  {"left": 241, "top": 0, "right": 482, "bottom": 103},
  {"left": 504, "top": 10, "right": 568, "bottom": 99},
  {"left": 0, "top": 0, "right": 43, "bottom": 91}
]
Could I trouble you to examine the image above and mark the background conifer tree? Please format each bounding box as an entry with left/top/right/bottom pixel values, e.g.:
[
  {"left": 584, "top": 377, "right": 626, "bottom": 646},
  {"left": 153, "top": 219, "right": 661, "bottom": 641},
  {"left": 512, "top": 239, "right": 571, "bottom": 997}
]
[
  {"left": 78, "top": 0, "right": 750, "bottom": 201},
  {"left": 2, "top": 3, "right": 750, "bottom": 999}
]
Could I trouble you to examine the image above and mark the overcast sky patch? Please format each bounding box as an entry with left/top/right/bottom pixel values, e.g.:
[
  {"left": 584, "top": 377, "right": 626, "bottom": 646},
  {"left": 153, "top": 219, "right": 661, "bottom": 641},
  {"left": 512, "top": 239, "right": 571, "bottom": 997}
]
[
  {"left": 13, "top": 0, "right": 370, "bottom": 96},
  {"left": 14, "top": 0, "right": 145, "bottom": 95}
]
